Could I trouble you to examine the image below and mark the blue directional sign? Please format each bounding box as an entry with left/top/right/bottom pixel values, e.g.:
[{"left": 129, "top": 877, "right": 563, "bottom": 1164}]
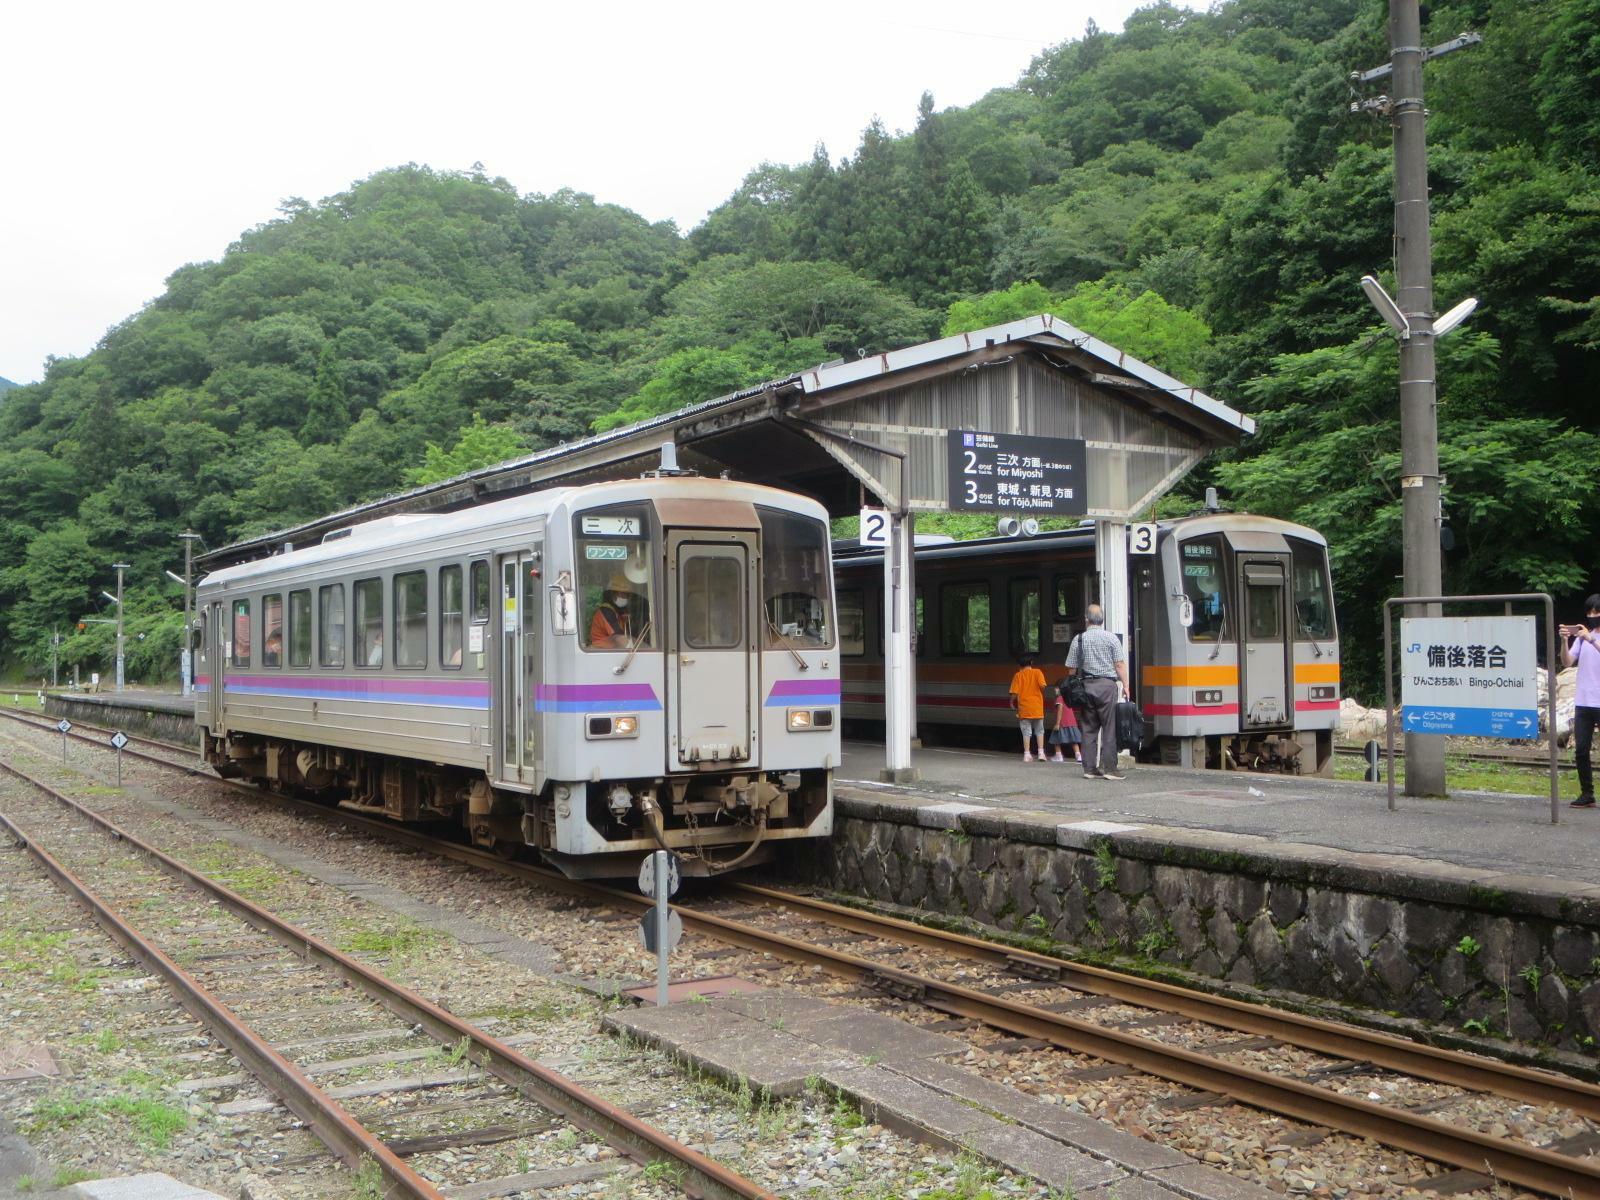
[{"left": 1399, "top": 616, "right": 1539, "bottom": 741}]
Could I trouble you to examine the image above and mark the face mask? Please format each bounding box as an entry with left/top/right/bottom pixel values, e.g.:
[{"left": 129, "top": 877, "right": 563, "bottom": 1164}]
[
  {"left": 614, "top": 597, "right": 629, "bottom": 610},
  {"left": 1586, "top": 616, "right": 1600, "bottom": 630}
]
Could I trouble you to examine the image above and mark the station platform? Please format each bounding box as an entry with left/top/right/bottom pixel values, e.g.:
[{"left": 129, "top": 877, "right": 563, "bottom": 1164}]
[
  {"left": 824, "top": 741, "right": 1600, "bottom": 1055},
  {"left": 838, "top": 740, "right": 1589, "bottom": 886}
]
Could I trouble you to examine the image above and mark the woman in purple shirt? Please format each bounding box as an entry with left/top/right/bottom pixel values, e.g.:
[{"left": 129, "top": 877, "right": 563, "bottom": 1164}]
[{"left": 1560, "top": 593, "right": 1600, "bottom": 808}]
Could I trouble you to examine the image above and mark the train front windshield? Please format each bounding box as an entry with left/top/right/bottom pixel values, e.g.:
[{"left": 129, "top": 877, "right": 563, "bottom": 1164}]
[
  {"left": 759, "top": 508, "right": 833, "bottom": 648},
  {"left": 1179, "top": 535, "right": 1227, "bottom": 641},
  {"left": 576, "top": 505, "right": 655, "bottom": 651}
]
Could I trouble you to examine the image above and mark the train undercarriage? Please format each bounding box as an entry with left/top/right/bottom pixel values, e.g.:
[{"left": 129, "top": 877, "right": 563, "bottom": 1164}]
[{"left": 202, "top": 731, "right": 831, "bottom": 877}]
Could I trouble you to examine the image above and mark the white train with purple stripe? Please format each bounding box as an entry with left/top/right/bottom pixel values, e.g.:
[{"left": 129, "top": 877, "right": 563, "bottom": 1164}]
[{"left": 194, "top": 463, "right": 838, "bottom": 877}]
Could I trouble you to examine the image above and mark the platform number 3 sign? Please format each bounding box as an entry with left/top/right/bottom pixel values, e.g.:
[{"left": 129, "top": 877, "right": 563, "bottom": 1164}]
[
  {"left": 859, "top": 507, "right": 890, "bottom": 548},
  {"left": 1129, "top": 523, "right": 1159, "bottom": 555}
]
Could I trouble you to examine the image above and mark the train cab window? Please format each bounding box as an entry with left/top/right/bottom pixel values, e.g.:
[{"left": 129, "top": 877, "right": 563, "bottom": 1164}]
[
  {"left": 261, "top": 594, "right": 283, "bottom": 668},
  {"left": 470, "top": 559, "right": 490, "bottom": 625},
  {"left": 682, "top": 555, "right": 743, "bottom": 649},
  {"left": 231, "top": 599, "right": 251, "bottom": 667},
  {"left": 394, "top": 571, "right": 427, "bottom": 669},
  {"left": 319, "top": 584, "right": 345, "bottom": 668},
  {"left": 1179, "top": 536, "right": 1227, "bottom": 642},
  {"left": 288, "top": 590, "right": 311, "bottom": 668},
  {"left": 759, "top": 508, "right": 832, "bottom": 648},
  {"left": 838, "top": 590, "right": 865, "bottom": 657},
  {"left": 576, "top": 505, "right": 653, "bottom": 651},
  {"left": 354, "top": 577, "right": 383, "bottom": 668},
  {"left": 440, "top": 565, "right": 464, "bottom": 668},
  {"left": 941, "top": 581, "right": 991, "bottom": 655},
  {"left": 1009, "top": 579, "right": 1042, "bottom": 655},
  {"left": 1289, "top": 538, "right": 1335, "bottom": 639}
]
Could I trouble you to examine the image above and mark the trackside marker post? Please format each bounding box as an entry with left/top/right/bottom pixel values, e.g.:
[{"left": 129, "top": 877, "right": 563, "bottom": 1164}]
[
  {"left": 56, "top": 718, "right": 71, "bottom": 765},
  {"left": 637, "top": 850, "right": 681, "bottom": 1006},
  {"left": 110, "top": 731, "right": 128, "bottom": 787}
]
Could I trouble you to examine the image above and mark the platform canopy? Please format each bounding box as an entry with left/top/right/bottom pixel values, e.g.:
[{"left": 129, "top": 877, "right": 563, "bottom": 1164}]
[{"left": 204, "top": 315, "right": 1251, "bottom": 567}]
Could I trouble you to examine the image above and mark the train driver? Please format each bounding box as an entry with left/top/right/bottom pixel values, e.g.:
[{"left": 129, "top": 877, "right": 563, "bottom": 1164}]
[{"left": 589, "top": 574, "right": 639, "bottom": 649}]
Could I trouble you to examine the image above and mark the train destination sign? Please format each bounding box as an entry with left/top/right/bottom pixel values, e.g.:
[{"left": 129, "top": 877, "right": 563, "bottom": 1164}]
[
  {"left": 947, "top": 431, "right": 1087, "bottom": 516},
  {"left": 1399, "top": 615, "right": 1539, "bottom": 739}
]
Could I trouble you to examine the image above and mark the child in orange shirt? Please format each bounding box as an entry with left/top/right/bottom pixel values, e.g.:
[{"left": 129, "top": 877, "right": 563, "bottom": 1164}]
[{"left": 1008, "top": 653, "right": 1048, "bottom": 762}]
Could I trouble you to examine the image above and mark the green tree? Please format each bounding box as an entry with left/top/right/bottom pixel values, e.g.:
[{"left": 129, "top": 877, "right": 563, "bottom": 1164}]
[{"left": 406, "top": 416, "right": 526, "bottom": 486}]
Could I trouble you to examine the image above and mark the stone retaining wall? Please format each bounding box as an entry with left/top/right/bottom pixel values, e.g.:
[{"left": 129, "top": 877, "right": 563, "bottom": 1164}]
[
  {"left": 43, "top": 693, "right": 197, "bottom": 746},
  {"left": 795, "top": 791, "right": 1600, "bottom": 1055}
]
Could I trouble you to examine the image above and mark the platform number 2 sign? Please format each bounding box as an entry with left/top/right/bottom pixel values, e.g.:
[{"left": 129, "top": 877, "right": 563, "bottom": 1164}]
[{"left": 859, "top": 507, "right": 890, "bottom": 548}]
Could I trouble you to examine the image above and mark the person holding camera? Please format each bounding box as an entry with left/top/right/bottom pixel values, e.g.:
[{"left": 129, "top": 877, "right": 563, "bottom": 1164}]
[
  {"left": 1560, "top": 594, "right": 1600, "bottom": 808},
  {"left": 1064, "top": 604, "right": 1130, "bottom": 780}
]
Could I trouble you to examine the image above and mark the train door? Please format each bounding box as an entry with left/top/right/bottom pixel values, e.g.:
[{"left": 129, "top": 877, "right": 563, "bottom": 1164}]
[
  {"left": 205, "top": 603, "right": 225, "bottom": 733},
  {"left": 667, "top": 530, "right": 756, "bottom": 766},
  {"left": 495, "top": 546, "right": 544, "bottom": 784},
  {"left": 1239, "top": 558, "right": 1291, "bottom": 728}
]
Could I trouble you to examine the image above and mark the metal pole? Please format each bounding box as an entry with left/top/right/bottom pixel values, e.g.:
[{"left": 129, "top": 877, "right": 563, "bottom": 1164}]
[
  {"left": 1384, "top": 600, "right": 1396, "bottom": 811},
  {"left": 180, "top": 533, "right": 199, "bottom": 697},
  {"left": 653, "top": 850, "right": 669, "bottom": 1008},
  {"left": 1390, "top": 0, "right": 1446, "bottom": 797},
  {"left": 50, "top": 629, "right": 58, "bottom": 689},
  {"left": 116, "top": 744, "right": 123, "bottom": 789},
  {"left": 113, "top": 562, "right": 130, "bottom": 693},
  {"left": 1545, "top": 596, "right": 1558, "bottom": 825}
]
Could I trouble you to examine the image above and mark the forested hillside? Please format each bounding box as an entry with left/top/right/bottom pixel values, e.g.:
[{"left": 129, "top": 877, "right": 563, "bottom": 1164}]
[{"left": 3, "top": 0, "right": 1598, "bottom": 698}]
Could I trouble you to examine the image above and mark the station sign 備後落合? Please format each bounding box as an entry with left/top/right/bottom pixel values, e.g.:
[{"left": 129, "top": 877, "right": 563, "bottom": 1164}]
[
  {"left": 1399, "top": 615, "right": 1539, "bottom": 738},
  {"left": 947, "top": 431, "right": 1087, "bottom": 516}
]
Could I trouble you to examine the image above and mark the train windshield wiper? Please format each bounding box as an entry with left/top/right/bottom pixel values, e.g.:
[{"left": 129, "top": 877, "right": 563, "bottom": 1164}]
[
  {"left": 612, "top": 618, "right": 653, "bottom": 676},
  {"left": 765, "top": 614, "right": 810, "bottom": 671}
]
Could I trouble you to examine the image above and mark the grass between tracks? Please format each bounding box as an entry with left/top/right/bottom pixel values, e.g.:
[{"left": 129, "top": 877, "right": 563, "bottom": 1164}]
[{"left": 1334, "top": 751, "right": 1584, "bottom": 800}]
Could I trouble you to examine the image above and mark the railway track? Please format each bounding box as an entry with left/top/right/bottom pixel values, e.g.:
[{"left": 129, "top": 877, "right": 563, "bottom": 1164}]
[
  {"left": 5, "top": 706, "right": 1600, "bottom": 1196},
  {"left": 0, "top": 747, "right": 773, "bottom": 1199}
]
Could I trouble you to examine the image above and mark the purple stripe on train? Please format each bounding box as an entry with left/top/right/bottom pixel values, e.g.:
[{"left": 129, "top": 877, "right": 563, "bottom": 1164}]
[
  {"left": 535, "top": 683, "right": 661, "bottom": 713},
  {"left": 221, "top": 674, "right": 490, "bottom": 709},
  {"left": 764, "top": 677, "right": 842, "bottom": 707}
]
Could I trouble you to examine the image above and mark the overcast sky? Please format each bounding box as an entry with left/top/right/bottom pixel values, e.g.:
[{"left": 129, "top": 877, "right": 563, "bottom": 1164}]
[{"left": 0, "top": 0, "right": 1196, "bottom": 386}]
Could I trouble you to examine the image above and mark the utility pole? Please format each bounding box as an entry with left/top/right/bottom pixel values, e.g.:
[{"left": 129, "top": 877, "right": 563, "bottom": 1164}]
[
  {"left": 1352, "top": 7, "right": 1479, "bottom": 798},
  {"left": 172, "top": 532, "right": 202, "bottom": 696},
  {"left": 113, "top": 562, "right": 130, "bottom": 692},
  {"left": 50, "top": 628, "right": 59, "bottom": 689}
]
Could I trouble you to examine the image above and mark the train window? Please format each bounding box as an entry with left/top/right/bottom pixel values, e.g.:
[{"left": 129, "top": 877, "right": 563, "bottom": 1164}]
[
  {"left": 261, "top": 594, "right": 283, "bottom": 668},
  {"left": 231, "top": 599, "right": 251, "bottom": 667},
  {"left": 1009, "top": 579, "right": 1041, "bottom": 655},
  {"left": 440, "top": 565, "right": 464, "bottom": 669},
  {"left": 576, "top": 504, "right": 653, "bottom": 651},
  {"left": 1053, "top": 573, "right": 1084, "bottom": 637},
  {"left": 470, "top": 560, "right": 490, "bottom": 624},
  {"left": 1179, "top": 535, "right": 1227, "bottom": 642},
  {"left": 1289, "top": 538, "right": 1335, "bottom": 639},
  {"left": 1246, "top": 575, "right": 1284, "bottom": 642},
  {"left": 319, "top": 584, "right": 345, "bottom": 668},
  {"left": 758, "top": 508, "right": 832, "bottom": 648},
  {"left": 355, "top": 577, "right": 383, "bottom": 668},
  {"left": 288, "top": 591, "right": 311, "bottom": 668},
  {"left": 838, "top": 590, "right": 865, "bottom": 657},
  {"left": 682, "top": 554, "right": 744, "bottom": 649},
  {"left": 940, "top": 581, "right": 991, "bottom": 655},
  {"left": 393, "top": 571, "right": 427, "bottom": 669}
]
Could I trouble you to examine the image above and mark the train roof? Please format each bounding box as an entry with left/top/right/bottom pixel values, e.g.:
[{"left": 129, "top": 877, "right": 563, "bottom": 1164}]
[
  {"left": 199, "top": 476, "right": 828, "bottom": 592},
  {"left": 833, "top": 512, "right": 1325, "bottom": 571}
]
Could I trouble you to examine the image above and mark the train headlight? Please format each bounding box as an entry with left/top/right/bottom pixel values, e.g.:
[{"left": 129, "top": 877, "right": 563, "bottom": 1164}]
[
  {"left": 1193, "top": 689, "right": 1224, "bottom": 706},
  {"left": 585, "top": 714, "right": 640, "bottom": 739},
  {"left": 788, "top": 708, "right": 834, "bottom": 731}
]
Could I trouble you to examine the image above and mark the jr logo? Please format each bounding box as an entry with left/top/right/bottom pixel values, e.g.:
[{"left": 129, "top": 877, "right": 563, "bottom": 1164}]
[{"left": 1406, "top": 642, "right": 1421, "bottom": 653}]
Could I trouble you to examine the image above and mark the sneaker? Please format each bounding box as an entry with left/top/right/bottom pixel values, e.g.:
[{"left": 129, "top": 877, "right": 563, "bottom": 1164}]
[
  {"left": 1102, "top": 772, "right": 1126, "bottom": 781},
  {"left": 1084, "top": 771, "right": 1105, "bottom": 779},
  {"left": 1571, "top": 795, "right": 1596, "bottom": 808},
  {"left": 1023, "top": 753, "right": 1034, "bottom": 763},
  {"left": 1050, "top": 755, "right": 1066, "bottom": 763}
]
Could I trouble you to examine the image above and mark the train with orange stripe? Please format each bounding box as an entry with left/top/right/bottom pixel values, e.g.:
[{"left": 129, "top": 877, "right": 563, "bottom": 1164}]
[{"left": 833, "top": 513, "right": 1339, "bottom": 775}]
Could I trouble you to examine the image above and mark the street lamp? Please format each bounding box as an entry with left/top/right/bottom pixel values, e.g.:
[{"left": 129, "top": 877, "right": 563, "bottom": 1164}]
[{"left": 176, "top": 532, "right": 203, "bottom": 696}]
